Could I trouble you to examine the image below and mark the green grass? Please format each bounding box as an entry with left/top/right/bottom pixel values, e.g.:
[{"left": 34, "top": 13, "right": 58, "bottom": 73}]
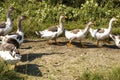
[
  {"left": 108, "top": 67, "right": 120, "bottom": 80},
  {"left": 0, "top": 58, "right": 26, "bottom": 80},
  {"left": 81, "top": 71, "right": 104, "bottom": 80},
  {"left": 81, "top": 67, "right": 120, "bottom": 80}
]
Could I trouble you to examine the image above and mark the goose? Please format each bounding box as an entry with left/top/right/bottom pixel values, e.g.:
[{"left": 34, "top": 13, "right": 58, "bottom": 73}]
[
  {"left": 0, "top": 41, "right": 21, "bottom": 69},
  {"left": 0, "top": 7, "right": 15, "bottom": 36},
  {"left": 65, "top": 21, "right": 94, "bottom": 47},
  {"left": 89, "top": 18, "right": 118, "bottom": 47},
  {"left": 1, "top": 15, "right": 29, "bottom": 48},
  {"left": 35, "top": 15, "right": 67, "bottom": 44},
  {"left": 110, "top": 34, "right": 120, "bottom": 48}
]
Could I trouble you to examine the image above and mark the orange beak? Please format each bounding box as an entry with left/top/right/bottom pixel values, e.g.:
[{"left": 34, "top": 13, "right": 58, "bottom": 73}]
[
  {"left": 64, "top": 16, "right": 67, "bottom": 19},
  {"left": 115, "top": 19, "right": 118, "bottom": 21},
  {"left": 25, "top": 16, "right": 29, "bottom": 19}
]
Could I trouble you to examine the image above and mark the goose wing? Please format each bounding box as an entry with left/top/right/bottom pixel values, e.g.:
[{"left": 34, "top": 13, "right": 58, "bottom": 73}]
[
  {"left": 47, "top": 26, "right": 58, "bottom": 32},
  {"left": 70, "top": 29, "right": 80, "bottom": 34},
  {"left": 96, "top": 28, "right": 105, "bottom": 33},
  {"left": 7, "top": 33, "right": 22, "bottom": 41},
  {"left": 1, "top": 42, "right": 15, "bottom": 51}
]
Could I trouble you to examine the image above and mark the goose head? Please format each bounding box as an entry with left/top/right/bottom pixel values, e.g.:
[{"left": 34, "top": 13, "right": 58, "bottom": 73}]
[
  {"left": 110, "top": 17, "right": 118, "bottom": 22},
  {"left": 60, "top": 15, "right": 67, "bottom": 20},
  {"left": 88, "top": 21, "right": 94, "bottom": 25},
  {"left": 8, "top": 6, "right": 15, "bottom": 12},
  {"left": 19, "top": 15, "right": 29, "bottom": 20},
  {"left": 86, "top": 21, "right": 94, "bottom": 27}
]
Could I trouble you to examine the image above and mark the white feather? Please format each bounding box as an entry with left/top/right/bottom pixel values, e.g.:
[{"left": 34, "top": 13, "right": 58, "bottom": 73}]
[
  {"left": 40, "top": 30, "right": 57, "bottom": 39},
  {"left": 110, "top": 34, "right": 120, "bottom": 48},
  {"left": 65, "top": 30, "right": 85, "bottom": 40},
  {"left": 0, "top": 50, "right": 21, "bottom": 64}
]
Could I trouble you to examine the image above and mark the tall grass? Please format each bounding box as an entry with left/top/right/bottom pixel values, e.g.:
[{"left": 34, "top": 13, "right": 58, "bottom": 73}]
[
  {"left": 81, "top": 67, "right": 120, "bottom": 80},
  {"left": 0, "top": 58, "right": 25, "bottom": 80},
  {"left": 108, "top": 67, "right": 120, "bottom": 80}
]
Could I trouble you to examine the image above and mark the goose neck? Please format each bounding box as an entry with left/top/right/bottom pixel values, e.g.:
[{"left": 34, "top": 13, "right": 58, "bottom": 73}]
[
  {"left": 59, "top": 18, "right": 64, "bottom": 30},
  {"left": 108, "top": 20, "right": 113, "bottom": 31},
  {"left": 83, "top": 24, "right": 91, "bottom": 34},
  {"left": 17, "top": 19, "right": 23, "bottom": 32}
]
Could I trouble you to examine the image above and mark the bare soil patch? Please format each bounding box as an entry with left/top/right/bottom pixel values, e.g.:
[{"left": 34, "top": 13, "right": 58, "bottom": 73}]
[{"left": 16, "top": 37, "right": 120, "bottom": 80}]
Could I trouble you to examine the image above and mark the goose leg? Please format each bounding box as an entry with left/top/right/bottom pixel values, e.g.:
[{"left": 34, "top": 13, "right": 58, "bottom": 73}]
[
  {"left": 80, "top": 40, "right": 87, "bottom": 48},
  {"left": 103, "top": 38, "right": 111, "bottom": 44},
  {"left": 54, "top": 38, "right": 60, "bottom": 45},
  {"left": 102, "top": 39, "right": 107, "bottom": 46},
  {"left": 67, "top": 40, "right": 74, "bottom": 47},
  {"left": 53, "top": 34, "right": 60, "bottom": 45},
  {"left": 97, "top": 40, "right": 99, "bottom": 47},
  {"left": 102, "top": 39, "right": 105, "bottom": 45},
  {"left": 47, "top": 40, "right": 52, "bottom": 45},
  {"left": 97, "top": 40, "right": 102, "bottom": 48}
]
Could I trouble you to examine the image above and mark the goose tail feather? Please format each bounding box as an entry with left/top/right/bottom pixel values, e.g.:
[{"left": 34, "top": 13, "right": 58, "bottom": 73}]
[
  {"left": 109, "top": 34, "right": 115, "bottom": 41},
  {"left": 35, "top": 31, "right": 41, "bottom": 37}
]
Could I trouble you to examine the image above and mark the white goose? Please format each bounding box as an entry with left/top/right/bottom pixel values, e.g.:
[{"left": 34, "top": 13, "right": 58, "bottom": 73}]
[
  {"left": 1, "top": 15, "right": 28, "bottom": 48},
  {"left": 0, "top": 7, "right": 15, "bottom": 36},
  {"left": 65, "top": 21, "right": 94, "bottom": 47},
  {"left": 110, "top": 34, "right": 120, "bottom": 48},
  {"left": 35, "top": 15, "right": 67, "bottom": 44},
  {"left": 89, "top": 18, "right": 118, "bottom": 47}
]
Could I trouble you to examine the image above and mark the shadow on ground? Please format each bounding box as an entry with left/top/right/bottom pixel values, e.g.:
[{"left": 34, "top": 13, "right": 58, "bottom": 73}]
[
  {"left": 24, "top": 39, "right": 46, "bottom": 43},
  {"left": 48, "top": 41, "right": 97, "bottom": 48},
  {"left": 49, "top": 41, "right": 67, "bottom": 46},
  {"left": 66, "top": 41, "right": 118, "bottom": 49},
  {"left": 21, "top": 52, "right": 64, "bottom": 62},
  {"left": 103, "top": 44, "right": 119, "bottom": 49},
  {"left": 67, "top": 42, "right": 97, "bottom": 48},
  {"left": 16, "top": 64, "right": 42, "bottom": 76}
]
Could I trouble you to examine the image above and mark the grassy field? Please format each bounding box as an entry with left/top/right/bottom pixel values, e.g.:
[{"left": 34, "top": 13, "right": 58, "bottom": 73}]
[{"left": 1, "top": 0, "right": 120, "bottom": 80}]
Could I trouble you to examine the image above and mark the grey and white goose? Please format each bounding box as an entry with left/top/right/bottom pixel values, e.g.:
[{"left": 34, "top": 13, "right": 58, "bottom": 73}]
[
  {"left": 1, "top": 15, "right": 28, "bottom": 48},
  {"left": 89, "top": 17, "right": 118, "bottom": 47},
  {"left": 35, "top": 15, "right": 67, "bottom": 44},
  {"left": 65, "top": 21, "right": 94, "bottom": 47},
  {"left": 0, "top": 40, "right": 21, "bottom": 64},
  {"left": 0, "top": 7, "right": 15, "bottom": 36},
  {"left": 0, "top": 38, "right": 21, "bottom": 69}
]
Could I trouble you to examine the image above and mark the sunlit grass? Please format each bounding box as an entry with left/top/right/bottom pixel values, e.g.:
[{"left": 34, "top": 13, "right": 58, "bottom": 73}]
[
  {"left": 0, "top": 58, "right": 25, "bottom": 80},
  {"left": 81, "top": 67, "right": 120, "bottom": 80}
]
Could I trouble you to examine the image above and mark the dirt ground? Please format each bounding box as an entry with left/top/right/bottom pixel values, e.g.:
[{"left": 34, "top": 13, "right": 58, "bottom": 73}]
[{"left": 16, "top": 37, "right": 120, "bottom": 80}]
